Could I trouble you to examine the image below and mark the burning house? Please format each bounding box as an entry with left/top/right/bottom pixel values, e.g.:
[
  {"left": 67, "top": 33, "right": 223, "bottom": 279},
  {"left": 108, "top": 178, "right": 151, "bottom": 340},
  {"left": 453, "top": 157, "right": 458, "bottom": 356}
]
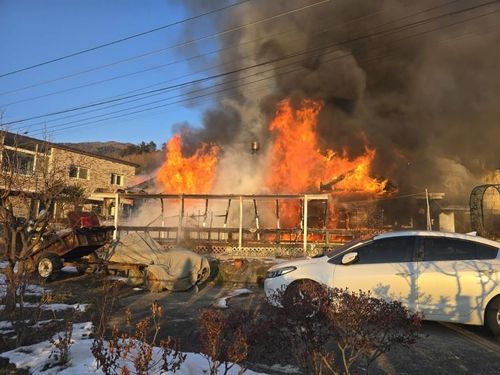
[{"left": 117, "top": 1, "right": 500, "bottom": 250}]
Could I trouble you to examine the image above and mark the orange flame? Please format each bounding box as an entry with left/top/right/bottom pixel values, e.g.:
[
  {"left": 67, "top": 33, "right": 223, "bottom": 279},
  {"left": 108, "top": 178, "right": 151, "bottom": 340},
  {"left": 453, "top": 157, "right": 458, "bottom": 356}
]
[
  {"left": 155, "top": 98, "right": 388, "bottom": 230},
  {"left": 266, "top": 98, "right": 387, "bottom": 195},
  {"left": 265, "top": 98, "right": 387, "bottom": 227},
  {"left": 156, "top": 134, "right": 219, "bottom": 193}
]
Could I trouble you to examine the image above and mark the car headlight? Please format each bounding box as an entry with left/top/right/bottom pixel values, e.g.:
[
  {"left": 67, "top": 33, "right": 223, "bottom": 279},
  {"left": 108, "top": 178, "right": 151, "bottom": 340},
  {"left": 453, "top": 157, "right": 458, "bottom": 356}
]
[{"left": 266, "top": 266, "right": 297, "bottom": 278}]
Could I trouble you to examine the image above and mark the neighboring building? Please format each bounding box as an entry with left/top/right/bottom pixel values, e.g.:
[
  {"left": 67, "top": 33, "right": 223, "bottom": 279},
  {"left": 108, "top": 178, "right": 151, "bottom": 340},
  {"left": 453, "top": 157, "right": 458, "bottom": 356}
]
[{"left": 0, "top": 131, "right": 138, "bottom": 221}]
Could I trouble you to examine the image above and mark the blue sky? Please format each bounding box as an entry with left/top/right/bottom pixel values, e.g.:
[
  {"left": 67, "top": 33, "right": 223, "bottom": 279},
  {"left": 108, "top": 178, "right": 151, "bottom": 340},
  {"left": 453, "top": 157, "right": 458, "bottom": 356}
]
[{"left": 0, "top": 0, "right": 228, "bottom": 146}]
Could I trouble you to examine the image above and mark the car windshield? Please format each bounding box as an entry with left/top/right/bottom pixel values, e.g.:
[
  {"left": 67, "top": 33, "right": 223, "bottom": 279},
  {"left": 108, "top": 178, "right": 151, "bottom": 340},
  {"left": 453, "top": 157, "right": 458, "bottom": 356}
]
[{"left": 326, "top": 238, "right": 367, "bottom": 258}]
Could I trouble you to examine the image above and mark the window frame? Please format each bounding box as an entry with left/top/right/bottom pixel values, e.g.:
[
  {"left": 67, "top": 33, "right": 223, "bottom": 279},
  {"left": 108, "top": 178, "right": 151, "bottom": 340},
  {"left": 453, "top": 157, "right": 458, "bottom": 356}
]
[
  {"left": 69, "top": 165, "right": 90, "bottom": 180},
  {"left": 2, "top": 148, "right": 36, "bottom": 176},
  {"left": 110, "top": 173, "right": 124, "bottom": 186}
]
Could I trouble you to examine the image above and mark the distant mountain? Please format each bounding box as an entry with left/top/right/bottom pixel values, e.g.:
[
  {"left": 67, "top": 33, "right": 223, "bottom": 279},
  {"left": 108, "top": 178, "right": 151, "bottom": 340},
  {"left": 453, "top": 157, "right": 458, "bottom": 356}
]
[{"left": 60, "top": 141, "right": 133, "bottom": 157}]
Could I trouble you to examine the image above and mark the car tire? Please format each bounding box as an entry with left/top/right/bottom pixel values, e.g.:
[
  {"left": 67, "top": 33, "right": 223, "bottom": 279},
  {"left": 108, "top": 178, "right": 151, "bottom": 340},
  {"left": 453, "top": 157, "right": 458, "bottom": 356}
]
[
  {"left": 36, "top": 252, "right": 62, "bottom": 279},
  {"left": 485, "top": 296, "right": 500, "bottom": 337},
  {"left": 283, "top": 279, "right": 326, "bottom": 318}
]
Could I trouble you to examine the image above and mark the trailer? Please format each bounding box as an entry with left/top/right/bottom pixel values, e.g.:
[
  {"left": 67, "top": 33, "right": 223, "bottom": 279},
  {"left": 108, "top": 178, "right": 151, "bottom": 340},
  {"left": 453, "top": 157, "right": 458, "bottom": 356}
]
[{"left": 30, "top": 212, "right": 114, "bottom": 278}]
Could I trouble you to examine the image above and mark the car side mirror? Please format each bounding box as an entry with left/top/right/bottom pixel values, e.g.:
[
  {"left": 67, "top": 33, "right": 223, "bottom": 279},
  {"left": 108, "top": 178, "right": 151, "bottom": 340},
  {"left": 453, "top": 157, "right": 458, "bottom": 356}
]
[{"left": 341, "top": 252, "right": 359, "bottom": 265}]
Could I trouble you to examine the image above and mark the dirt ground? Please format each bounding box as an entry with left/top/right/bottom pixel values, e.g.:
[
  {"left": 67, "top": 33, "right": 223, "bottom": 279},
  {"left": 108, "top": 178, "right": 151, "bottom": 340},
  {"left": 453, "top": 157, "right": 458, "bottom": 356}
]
[{"left": 2, "top": 268, "right": 500, "bottom": 374}]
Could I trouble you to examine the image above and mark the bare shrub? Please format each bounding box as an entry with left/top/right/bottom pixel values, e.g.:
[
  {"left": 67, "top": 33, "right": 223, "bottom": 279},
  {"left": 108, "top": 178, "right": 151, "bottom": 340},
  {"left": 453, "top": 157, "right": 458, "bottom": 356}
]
[
  {"left": 324, "top": 288, "right": 422, "bottom": 373},
  {"left": 261, "top": 283, "right": 422, "bottom": 375},
  {"left": 48, "top": 319, "right": 74, "bottom": 367},
  {"left": 199, "top": 308, "right": 249, "bottom": 375},
  {"left": 91, "top": 301, "right": 186, "bottom": 375},
  {"left": 92, "top": 281, "right": 120, "bottom": 340}
]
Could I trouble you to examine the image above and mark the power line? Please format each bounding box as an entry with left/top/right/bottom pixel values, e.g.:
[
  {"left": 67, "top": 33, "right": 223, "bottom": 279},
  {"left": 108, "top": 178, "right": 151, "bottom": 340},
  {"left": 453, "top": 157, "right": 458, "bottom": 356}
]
[
  {"left": 0, "top": 0, "right": 251, "bottom": 78},
  {"left": 9, "top": 0, "right": 465, "bottom": 130},
  {"left": 1, "top": 4, "right": 384, "bottom": 108},
  {"left": 3, "top": 49, "right": 324, "bottom": 126},
  {"left": 24, "top": 54, "right": 324, "bottom": 134},
  {"left": 25, "top": 9, "right": 500, "bottom": 138},
  {"left": 1, "top": 17, "right": 326, "bottom": 107},
  {"left": 6, "top": 0, "right": 498, "bottom": 128},
  {"left": 0, "top": 0, "right": 331, "bottom": 96}
]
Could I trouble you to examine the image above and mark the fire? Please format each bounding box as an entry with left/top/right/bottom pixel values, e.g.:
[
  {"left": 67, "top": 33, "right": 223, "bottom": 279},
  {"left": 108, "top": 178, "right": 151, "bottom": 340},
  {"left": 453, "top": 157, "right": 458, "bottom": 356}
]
[
  {"left": 266, "top": 98, "right": 387, "bottom": 196},
  {"left": 265, "top": 98, "right": 388, "bottom": 227},
  {"left": 155, "top": 98, "right": 388, "bottom": 229},
  {"left": 156, "top": 134, "right": 219, "bottom": 194}
]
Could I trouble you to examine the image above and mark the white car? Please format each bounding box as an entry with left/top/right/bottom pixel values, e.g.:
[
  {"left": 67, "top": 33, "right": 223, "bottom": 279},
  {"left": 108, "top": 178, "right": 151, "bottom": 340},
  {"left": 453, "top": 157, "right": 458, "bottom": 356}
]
[{"left": 264, "top": 231, "right": 500, "bottom": 335}]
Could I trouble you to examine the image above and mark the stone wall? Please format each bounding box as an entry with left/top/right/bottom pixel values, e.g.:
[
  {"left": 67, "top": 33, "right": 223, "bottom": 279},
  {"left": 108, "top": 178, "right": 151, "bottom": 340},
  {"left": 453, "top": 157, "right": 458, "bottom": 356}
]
[{"left": 51, "top": 147, "right": 136, "bottom": 196}]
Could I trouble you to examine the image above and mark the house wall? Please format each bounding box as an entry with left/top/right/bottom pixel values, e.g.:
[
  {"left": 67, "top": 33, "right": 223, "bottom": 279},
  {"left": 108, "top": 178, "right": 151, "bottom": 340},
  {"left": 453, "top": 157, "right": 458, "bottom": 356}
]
[{"left": 51, "top": 147, "right": 136, "bottom": 196}]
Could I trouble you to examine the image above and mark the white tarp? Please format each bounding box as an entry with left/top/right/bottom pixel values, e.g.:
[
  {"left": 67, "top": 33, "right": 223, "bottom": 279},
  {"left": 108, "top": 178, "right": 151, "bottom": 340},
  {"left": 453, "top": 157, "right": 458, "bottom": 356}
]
[{"left": 105, "top": 233, "right": 210, "bottom": 292}]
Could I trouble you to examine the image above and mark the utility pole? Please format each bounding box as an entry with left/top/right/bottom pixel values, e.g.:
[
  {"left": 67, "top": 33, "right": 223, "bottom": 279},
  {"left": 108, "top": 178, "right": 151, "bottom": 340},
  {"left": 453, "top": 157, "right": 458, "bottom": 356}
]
[{"left": 425, "top": 189, "right": 432, "bottom": 231}]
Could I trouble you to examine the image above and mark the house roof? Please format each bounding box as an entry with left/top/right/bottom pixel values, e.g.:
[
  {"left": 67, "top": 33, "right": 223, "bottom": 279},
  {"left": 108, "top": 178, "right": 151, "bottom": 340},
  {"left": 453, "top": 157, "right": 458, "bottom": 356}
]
[{"left": 1, "top": 131, "right": 140, "bottom": 168}]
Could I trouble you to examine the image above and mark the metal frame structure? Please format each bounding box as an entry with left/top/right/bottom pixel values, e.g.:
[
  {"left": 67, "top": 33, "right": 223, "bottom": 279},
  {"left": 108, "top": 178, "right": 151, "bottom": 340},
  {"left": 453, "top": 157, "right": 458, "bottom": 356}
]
[
  {"left": 112, "top": 193, "right": 347, "bottom": 251},
  {"left": 470, "top": 184, "right": 500, "bottom": 235}
]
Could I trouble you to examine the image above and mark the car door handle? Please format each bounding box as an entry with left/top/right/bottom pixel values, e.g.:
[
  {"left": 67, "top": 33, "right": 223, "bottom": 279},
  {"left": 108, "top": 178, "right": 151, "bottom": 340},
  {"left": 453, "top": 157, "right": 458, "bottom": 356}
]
[{"left": 396, "top": 272, "right": 413, "bottom": 277}]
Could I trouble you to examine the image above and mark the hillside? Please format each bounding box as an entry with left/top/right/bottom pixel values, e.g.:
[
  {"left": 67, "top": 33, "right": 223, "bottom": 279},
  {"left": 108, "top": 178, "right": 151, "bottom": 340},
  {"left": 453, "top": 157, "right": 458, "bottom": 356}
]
[{"left": 60, "top": 141, "right": 133, "bottom": 157}]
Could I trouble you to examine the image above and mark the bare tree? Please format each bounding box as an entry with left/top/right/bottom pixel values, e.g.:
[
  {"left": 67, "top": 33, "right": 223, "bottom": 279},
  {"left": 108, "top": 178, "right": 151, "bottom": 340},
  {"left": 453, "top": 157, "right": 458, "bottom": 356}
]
[{"left": 0, "top": 130, "right": 75, "bottom": 313}]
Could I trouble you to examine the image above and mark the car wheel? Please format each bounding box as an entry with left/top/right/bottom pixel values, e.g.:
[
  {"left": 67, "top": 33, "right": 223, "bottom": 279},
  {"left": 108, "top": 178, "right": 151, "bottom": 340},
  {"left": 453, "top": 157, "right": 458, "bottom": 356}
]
[
  {"left": 485, "top": 296, "right": 500, "bottom": 337},
  {"left": 283, "top": 279, "right": 326, "bottom": 318},
  {"left": 37, "top": 253, "right": 62, "bottom": 279}
]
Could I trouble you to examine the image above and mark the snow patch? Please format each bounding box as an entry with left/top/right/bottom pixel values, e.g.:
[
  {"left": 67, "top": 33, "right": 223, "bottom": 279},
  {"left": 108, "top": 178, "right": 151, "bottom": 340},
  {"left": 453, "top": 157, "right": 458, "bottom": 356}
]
[
  {"left": 213, "top": 288, "right": 253, "bottom": 309},
  {"left": 0, "top": 273, "right": 49, "bottom": 298},
  {"left": 0, "top": 320, "right": 13, "bottom": 330},
  {"left": 61, "top": 266, "right": 79, "bottom": 274},
  {"left": 106, "top": 276, "right": 129, "bottom": 282},
  {"left": 0, "top": 322, "right": 266, "bottom": 374},
  {"left": 0, "top": 303, "right": 87, "bottom": 313},
  {"left": 41, "top": 303, "right": 88, "bottom": 312}
]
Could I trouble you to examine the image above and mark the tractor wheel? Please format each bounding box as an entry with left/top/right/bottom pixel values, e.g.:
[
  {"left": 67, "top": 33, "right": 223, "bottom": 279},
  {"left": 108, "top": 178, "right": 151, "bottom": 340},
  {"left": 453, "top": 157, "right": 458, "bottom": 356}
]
[{"left": 37, "top": 253, "right": 62, "bottom": 279}]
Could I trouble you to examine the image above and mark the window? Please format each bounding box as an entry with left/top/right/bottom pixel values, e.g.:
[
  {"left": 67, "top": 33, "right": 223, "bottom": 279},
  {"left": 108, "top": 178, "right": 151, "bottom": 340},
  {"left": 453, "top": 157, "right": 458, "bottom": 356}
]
[
  {"left": 110, "top": 173, "right": 124, "bottom": 186},
  {"left": 475, "top": 243, "right": 499, "bottom": 259},
  {"left": 69, "top": 165, "right": 89, "bottom": 180},
  {"left": 2, "top": 149, "right": 35, "bottom": 175},
  {"left": 423, "top": 238, "right": 499, "bottom": 261},
  {"left": 353, "top": 236, "right": 416, "bottom": 264}
]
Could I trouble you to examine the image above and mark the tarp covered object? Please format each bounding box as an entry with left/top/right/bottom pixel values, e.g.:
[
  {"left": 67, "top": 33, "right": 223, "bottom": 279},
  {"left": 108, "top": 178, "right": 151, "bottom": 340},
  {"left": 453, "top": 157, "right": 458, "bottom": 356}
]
[{"left": 106, "top": 233, "right": 210, "bottom": 292}]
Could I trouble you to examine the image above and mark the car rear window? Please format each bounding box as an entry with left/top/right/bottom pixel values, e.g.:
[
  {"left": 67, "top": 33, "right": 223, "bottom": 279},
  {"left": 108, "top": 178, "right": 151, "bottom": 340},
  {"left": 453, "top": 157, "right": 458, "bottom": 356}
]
[{"left": 423, "top": 238, "right": 499, "bottom": 261}]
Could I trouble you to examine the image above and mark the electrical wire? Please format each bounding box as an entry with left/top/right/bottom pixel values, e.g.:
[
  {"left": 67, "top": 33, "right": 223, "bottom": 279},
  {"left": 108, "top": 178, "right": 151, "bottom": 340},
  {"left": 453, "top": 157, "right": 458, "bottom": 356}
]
[
  {"left": 0, "top": 0, "right": 331, "bottom": 96},
  {"left": 24, "top": 10, "right": 500, "bottom": 138},
  {"left": 1, "top": 3, "right": 393, "bottom": 108},
  {"left": 5, "top": 0, "right": 498, "bottom": 128},
  {"left": 0, "top": 0, "right": 251, "bottom": 78}
]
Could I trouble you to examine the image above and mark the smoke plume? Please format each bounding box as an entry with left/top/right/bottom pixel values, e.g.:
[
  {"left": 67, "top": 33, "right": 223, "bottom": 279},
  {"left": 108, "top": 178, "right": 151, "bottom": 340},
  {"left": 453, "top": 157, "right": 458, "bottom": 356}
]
[{"left": 167, "top": 0, "right": 500, "bottom": 203}]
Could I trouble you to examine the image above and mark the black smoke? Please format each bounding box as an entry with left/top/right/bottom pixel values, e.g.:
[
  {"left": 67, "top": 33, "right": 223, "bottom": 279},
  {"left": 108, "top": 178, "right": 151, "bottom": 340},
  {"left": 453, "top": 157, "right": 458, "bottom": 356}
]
[{"left": 173, "top": 0, "right": 500, "bottom": 202}]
